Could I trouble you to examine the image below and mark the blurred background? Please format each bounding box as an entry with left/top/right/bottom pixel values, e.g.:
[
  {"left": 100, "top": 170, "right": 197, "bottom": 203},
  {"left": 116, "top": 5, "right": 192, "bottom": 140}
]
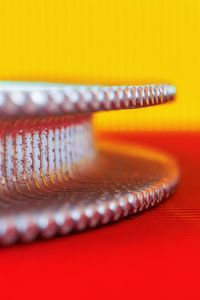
[{"left": 0, "top": 0, "right": 199, "bottom": 132}]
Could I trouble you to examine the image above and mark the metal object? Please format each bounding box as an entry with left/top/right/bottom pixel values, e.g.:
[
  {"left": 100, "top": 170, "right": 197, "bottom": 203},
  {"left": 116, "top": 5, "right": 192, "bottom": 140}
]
[
  {"left": 0, "top": 142, "right": 179, "bottom": 245},
  {"left": 0, "top": 82, "right": 176, "bottom": 116},
  {"left": 0, "top": 114, "right": 95, "bottom": 193},
  {"left": 0, "top": 81, "right": 178, "bottom": 246}
]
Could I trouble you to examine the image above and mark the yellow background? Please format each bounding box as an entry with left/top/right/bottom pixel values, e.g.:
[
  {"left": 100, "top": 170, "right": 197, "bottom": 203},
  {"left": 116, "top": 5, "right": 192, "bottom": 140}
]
[{"left": 0, "top": 0, "right": 199, "bottom": 131}]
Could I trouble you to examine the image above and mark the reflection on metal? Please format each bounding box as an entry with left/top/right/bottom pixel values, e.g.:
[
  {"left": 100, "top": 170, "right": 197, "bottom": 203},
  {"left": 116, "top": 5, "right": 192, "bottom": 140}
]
[
  {"left": 0, "top": 82, "right": 176, "bottom": 116},
  {"left": 0, "top": 141, "right": 179, "bottom": 245}
]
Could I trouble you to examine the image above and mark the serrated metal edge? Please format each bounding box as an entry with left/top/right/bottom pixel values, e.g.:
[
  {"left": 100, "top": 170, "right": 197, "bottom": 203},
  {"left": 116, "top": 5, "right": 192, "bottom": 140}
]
[
  {"left": 0, "top": 169, "right": 179, "bottom": 245},
  {"left": 0, "top": 84, "right": 176, "bottom": 116}
]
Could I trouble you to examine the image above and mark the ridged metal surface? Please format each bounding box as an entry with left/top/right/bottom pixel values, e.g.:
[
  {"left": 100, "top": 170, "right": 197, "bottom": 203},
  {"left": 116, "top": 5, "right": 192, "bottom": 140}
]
[
  {"left": 0, "top": 82, "right": 178, "bottom": 246},
  {"left": 0, "top": 145, "right": 179, "bottom": 245},
  {"left": 0, "top": 114, "right": 95, "bottom": 195},
  {"left": 0, "top": 83, "right": 175, "bottom": 116}
]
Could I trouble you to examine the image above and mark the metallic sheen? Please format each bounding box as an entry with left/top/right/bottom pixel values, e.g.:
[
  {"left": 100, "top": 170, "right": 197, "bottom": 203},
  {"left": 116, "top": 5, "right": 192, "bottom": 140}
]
[
  {"left": 0, "top": 142, "right": 179, "bottom": 245},
  {"left": 0, "top": 82, "right": 176, "bottom": 116}
]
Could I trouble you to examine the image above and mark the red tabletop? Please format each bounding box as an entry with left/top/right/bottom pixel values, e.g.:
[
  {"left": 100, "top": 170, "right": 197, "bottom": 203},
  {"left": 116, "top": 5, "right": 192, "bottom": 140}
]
[{"left": 1, "top": 132, "right": 200, "bottom": 300}]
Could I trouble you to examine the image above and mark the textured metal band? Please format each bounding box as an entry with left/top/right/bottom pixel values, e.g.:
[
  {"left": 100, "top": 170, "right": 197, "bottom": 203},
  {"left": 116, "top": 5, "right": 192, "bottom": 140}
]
[
  {"left": 0, "top": 82, "right": 176, "bottom": 116},
  {"left": 0, "top": 142, "right": 179, "bottom": 245},
  {"left": 0, "top": 82, "right": 178, "bottom": 246},
  {"left": 0, "top": 114, "right": 95, "bottom": 196}
]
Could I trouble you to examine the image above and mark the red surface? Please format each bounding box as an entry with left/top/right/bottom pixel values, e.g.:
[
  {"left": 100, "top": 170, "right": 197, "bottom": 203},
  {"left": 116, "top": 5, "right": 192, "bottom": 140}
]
[{"left": 1, "top": 132, "right": 200, "bottom": 300}]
